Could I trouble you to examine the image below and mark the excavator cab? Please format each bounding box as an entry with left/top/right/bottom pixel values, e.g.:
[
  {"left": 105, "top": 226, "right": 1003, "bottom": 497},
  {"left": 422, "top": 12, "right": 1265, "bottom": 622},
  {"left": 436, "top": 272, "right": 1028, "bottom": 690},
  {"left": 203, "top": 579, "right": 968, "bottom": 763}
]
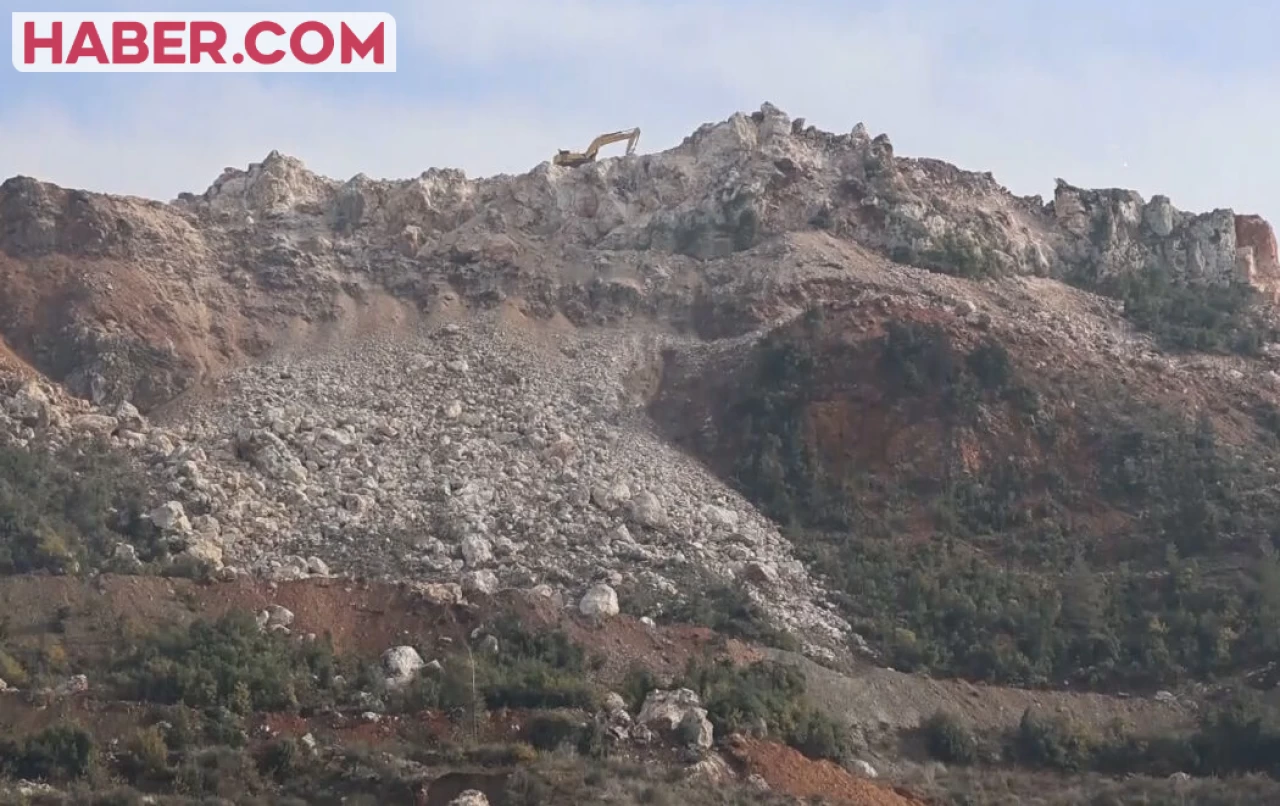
[{"left": 553, "top": 128, "right": 640, "bottom": 168}]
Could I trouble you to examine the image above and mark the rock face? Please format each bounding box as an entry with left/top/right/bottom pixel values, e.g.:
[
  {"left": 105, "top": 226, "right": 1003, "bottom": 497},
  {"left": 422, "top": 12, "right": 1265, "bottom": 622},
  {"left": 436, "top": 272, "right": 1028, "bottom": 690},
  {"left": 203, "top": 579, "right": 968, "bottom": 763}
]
[
  {"left": 637, "top": 688, "right": 715, "bottom": 749},
  {"left": 1235, "top": 214, "right": 1280, "bottom": 298},
  {"left": 381, "top": 646, "right": 426, "bottom": 686},
  {"left": 1047, "top": 182, "right": 1252, "bottom": 289},
  {"left": 1, "top": 102, "right": 1274, "bottom": 411},
  {"left": 579, "top": 584, "right": 620, "bottom": 619}
]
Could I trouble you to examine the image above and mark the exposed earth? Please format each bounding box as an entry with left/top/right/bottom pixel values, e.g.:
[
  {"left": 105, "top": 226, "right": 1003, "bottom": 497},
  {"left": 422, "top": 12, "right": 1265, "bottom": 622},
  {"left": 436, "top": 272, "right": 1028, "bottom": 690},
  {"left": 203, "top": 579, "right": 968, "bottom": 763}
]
[{"left": 3, "top": 103, "right": 1280, "bottom": 804}]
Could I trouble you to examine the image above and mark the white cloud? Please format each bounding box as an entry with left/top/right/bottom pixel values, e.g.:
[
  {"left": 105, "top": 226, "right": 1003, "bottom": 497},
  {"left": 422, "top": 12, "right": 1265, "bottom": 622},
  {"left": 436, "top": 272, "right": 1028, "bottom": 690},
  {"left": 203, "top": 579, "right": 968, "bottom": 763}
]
[{"left": 1, "top": 0, "right": 1278, "bottom": 224}]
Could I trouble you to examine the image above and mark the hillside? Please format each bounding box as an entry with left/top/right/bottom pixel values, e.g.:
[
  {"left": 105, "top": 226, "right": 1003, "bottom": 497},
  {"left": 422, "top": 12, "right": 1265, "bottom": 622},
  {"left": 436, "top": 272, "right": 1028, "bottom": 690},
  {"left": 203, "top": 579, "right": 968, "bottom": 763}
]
[{"left": 3, "top": 103, "right": 1280, "bottom": 804}]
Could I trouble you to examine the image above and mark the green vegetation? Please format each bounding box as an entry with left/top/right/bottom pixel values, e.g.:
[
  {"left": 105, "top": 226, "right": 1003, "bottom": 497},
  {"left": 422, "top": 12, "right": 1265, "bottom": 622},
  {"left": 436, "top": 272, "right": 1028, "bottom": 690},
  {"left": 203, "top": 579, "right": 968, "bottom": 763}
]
[
  {"left": 0, "top": 436, "right": 160, "bottom": 575},
  {"left": 730, "top": 316, "right": 1043, "bottom": 533},
  {"left": 109, "top": 610, "right": 343, "bottom": 713},
  {"left": 890, "top": 232, "right": 1004, "bottom": 279},
  {"left": 0, "top": 724, "right": 96, "bottom": 782},
  {"left": 902, "top": 761, "right": 1280, "bottom": 806},
  {"left": 795, "top": 470, "right": 1280, "bottom": 689},
  {"left": 0, "top": 604, "right": 811, "bottom": 804},
  {"left": 681, "top": 658, "right": 849, "bottom": 762},
  {"left": 922, "top": 710, "right": 981, "bottom": 764},
  {"left": 923, "top": 689, "right": 1280, "bottom": 786},
  {"left": 0, "top": 726, "right": 796, "bottom": 805},
  {"left": 662, "top": 583, "right": 800, "bottom": 651},
  {"left": 467, "top": 615, "right": 598, "bottom": 711},
  {"left": 1102, "top": 266, "right": 1275, "bottom": 356},
  {"left": 105, "top": 609, "right": 600, "bottom": 724},
  {"left": 618, "top": 656, "right": 850, "bottom": 764},
  {"left": 715, "top": 311, "right": 1280, "bottom": 689},
  {"left": 728, "top": 308, "right": 852, "bottom": 530}
]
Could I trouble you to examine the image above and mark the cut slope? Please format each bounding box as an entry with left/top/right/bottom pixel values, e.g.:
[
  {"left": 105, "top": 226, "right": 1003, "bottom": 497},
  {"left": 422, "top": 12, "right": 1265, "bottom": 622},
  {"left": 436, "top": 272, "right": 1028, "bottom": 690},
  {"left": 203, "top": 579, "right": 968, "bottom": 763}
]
[{"left": 3, "top": 103, "right": 1277, "bottom": 413}]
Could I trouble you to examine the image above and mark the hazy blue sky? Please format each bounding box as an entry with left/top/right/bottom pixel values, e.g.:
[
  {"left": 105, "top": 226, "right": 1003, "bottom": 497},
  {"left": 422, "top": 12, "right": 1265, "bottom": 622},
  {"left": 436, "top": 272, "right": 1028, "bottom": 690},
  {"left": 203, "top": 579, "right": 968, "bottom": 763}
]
[{"left": 4, "top": 0, "right": 1279, "bottom": 224}]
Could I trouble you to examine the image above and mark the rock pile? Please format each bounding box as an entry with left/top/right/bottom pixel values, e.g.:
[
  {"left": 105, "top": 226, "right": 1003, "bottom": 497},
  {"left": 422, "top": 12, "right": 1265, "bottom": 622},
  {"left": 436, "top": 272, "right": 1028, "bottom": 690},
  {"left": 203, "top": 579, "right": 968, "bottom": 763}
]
[
  {"left": 0, "top": 318, "right": 852, "bottom": 660},
  {"left": 165, "top": 320, "right": 850, "bottom": 656}
]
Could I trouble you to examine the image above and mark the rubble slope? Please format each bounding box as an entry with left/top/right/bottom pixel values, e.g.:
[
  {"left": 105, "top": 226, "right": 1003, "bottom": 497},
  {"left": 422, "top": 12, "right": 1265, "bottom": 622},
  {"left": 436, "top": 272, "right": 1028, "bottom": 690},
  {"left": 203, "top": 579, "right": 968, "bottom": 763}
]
[{"left": 4, "top": 103, "right": 1280, "bottom": 672}]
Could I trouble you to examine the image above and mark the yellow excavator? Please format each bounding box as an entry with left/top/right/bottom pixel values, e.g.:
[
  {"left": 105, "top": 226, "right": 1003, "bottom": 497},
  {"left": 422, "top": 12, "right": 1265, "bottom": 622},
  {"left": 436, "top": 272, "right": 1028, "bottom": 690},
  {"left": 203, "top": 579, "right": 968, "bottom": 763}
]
[{"left": 553, "top": 128, "right": 640, "bottom": 168}]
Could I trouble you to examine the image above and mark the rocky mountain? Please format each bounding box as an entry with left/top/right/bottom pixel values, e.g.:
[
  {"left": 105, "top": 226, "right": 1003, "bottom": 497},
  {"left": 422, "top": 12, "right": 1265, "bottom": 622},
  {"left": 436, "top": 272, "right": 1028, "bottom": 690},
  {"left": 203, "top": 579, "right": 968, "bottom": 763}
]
[
  {"left": 5, "top": 103, "right": 1280, "bottom": 804},
  {"left": 5, "top": 102, "right": 1278, "bottom": 410}
]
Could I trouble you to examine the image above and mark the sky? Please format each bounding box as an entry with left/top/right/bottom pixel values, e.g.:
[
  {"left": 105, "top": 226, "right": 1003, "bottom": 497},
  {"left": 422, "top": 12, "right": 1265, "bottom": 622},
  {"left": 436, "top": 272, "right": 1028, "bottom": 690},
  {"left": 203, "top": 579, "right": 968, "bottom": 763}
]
[{"left": 3, "top": 0, "right": 1280, "bottom": 224}]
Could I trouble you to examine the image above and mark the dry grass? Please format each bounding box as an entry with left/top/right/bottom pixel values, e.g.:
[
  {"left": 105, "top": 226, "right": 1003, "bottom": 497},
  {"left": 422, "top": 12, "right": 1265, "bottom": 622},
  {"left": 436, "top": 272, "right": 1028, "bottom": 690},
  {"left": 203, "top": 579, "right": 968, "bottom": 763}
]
[{"left": 895, "top": 761, "right": 1280, "bottom": 805}]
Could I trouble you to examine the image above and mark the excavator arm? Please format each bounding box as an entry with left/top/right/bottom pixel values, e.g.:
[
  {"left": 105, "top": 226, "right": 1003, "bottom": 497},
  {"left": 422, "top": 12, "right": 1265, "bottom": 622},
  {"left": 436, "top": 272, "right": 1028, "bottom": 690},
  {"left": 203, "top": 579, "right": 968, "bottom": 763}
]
[{"left": 553, "top": 127, "right": 640, "bottom": 168}]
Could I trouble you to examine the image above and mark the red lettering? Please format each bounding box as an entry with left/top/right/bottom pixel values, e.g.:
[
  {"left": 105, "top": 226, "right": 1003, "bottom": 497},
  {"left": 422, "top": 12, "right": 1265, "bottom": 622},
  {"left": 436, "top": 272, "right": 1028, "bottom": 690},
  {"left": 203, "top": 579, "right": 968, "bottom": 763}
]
[
  {"left": 23, "top": 21, "right": 61, "bottom": 65},
  {"left": 66, "top": 21, "right": 108, "bottom": 64},
  {"left": 189, "top": 21, "right": 226, "bottom": 64},
  {"left": 289, "top": 21, "right": 333, "bottom": 65},
  {"left": 340, "top": 22, "right": 383, "bottom": 64},
  {"left": 245, "top": 21, "right": 285, "bottom": 64},
  {"left": 112, "top": 22, "right": 149, "bottom": 64},
  {"left": 153, "top": 21, "right": 185, "bottom": 64}
]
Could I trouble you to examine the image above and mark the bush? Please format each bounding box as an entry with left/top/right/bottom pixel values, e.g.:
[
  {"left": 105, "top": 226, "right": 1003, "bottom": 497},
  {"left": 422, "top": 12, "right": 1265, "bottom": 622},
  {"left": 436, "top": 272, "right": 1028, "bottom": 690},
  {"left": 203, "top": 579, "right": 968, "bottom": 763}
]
[
  {"left": 965, "top": 341, "right": 1012, "bottom": 390},
  {"left": 1010, "top": 708, "right": 1096, "bottom": 772},
  {"left": 0, "top": 649, "right": 28, "bottom": 687},
  {"left": 879, "top": 321, "right": 960, "bottom": 397},
  {"left": 0, "top": 723, "right": 96, "bottom": 781},
  {"left": 681, "top": 659, "right": 848, "bottom": 761},
  {"left": 111, "top": 610, "right": 344, "bottom": 713},
  {"left": 1106, "top": 268, "right": 1273, "bottom": 356},
  {"left": 471, "top": 618, "right": 598, "bottom": 711},
  {"left": 256, "top": 737, "right": 302, "bottom": 781},
  {"left": 901, "top": 232, "right": 1002, "bottom": 279},
  {"left": 1190, "top": 689, "right": 1280, "bottom": 777},
  {"left": 730, "top": 317, "right": 1280, "bottom": 689},
  {"left": 922, "top": 710, "right": 979, "bottom": 764},
  {"left": 373, "top": 618, "right": 599, "bottom": 716},
  {"left": 121, "top": 726, "right": 169, "bottom": 782},
  {"left": 0, "top": 436, "right": 160, "bottom": 575},
  {"left": 663, "top": 583, "right": 799, "bottom": 651},
  {"left": 173, "top": 747, "right": 264, "bottom": 799},
  {"left": 525, "top": 713, "right": 582, "bottom": 751},
  {"left": 620, "top": 663, "right": 662, "bottom": 712}
]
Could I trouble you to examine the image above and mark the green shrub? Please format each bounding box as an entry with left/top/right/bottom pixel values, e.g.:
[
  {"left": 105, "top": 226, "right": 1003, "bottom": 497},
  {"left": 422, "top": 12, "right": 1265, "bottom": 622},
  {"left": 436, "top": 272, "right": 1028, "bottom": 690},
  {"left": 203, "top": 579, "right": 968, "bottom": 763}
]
[
  {"left": 121, "top": 726, "right": 169, "bottom": 782},
  {"left": 173, "top": 747, "right": 264, "bottom": 799},
  {"left": 0, "top": 436, "right": 161, "bottom": 575},
  {"left": 906, "top": 232, "right": 1002, "bottom": 278},
  {"left": 1010, "top": 708, "right": 1096, "bottom": 772},
  {"left": 1190, "top": 689, "right": 1280, "bottom": 777},
  {"left": 525, "top": 713, "right": 582, "bottom": 751},
  {"left": 663, "top": 583, "right": 799, "bottom": 651},
  {"left": 0, "top": 723, "right": 96, "bottom": 781},
  {"left": 110, "top": 610, "right": 343, "bottom": 713},
  {"left": 922, "top": 710, "right": 979, "bottom": 764},
  {"left": 474, "top": 653, "right": 597, "bottom": 710},
  {"left": 879, "top": 320, "right": 959, "bottom": 397},
  {"left": 256, "top": 737, "right": 302, "bottom": 781},
  {"left": 965, "top": 341, "right": 1012, "bottom": 390},
  {"left": 620, "top": 663, "right": 662, "bottom": 712},
  {"left": 470, "top": 618, "right": 598, "bottom": 711},
  {"left": 0, "top": 649, "right": 28, "bottom": 687},
  {"left": 1107, "top": 268, "right": 1273, "bottom": 356},
  {"left": 681, "top": 659, "right": 848, "bottom": 761}
]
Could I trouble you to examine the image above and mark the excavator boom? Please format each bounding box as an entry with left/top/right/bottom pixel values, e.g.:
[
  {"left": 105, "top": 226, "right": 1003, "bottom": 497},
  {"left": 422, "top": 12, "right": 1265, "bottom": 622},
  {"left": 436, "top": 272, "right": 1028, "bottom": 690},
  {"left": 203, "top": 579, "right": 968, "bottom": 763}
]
[{"left": 553, "top": 127, "right": 640, "bottom": 168}]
